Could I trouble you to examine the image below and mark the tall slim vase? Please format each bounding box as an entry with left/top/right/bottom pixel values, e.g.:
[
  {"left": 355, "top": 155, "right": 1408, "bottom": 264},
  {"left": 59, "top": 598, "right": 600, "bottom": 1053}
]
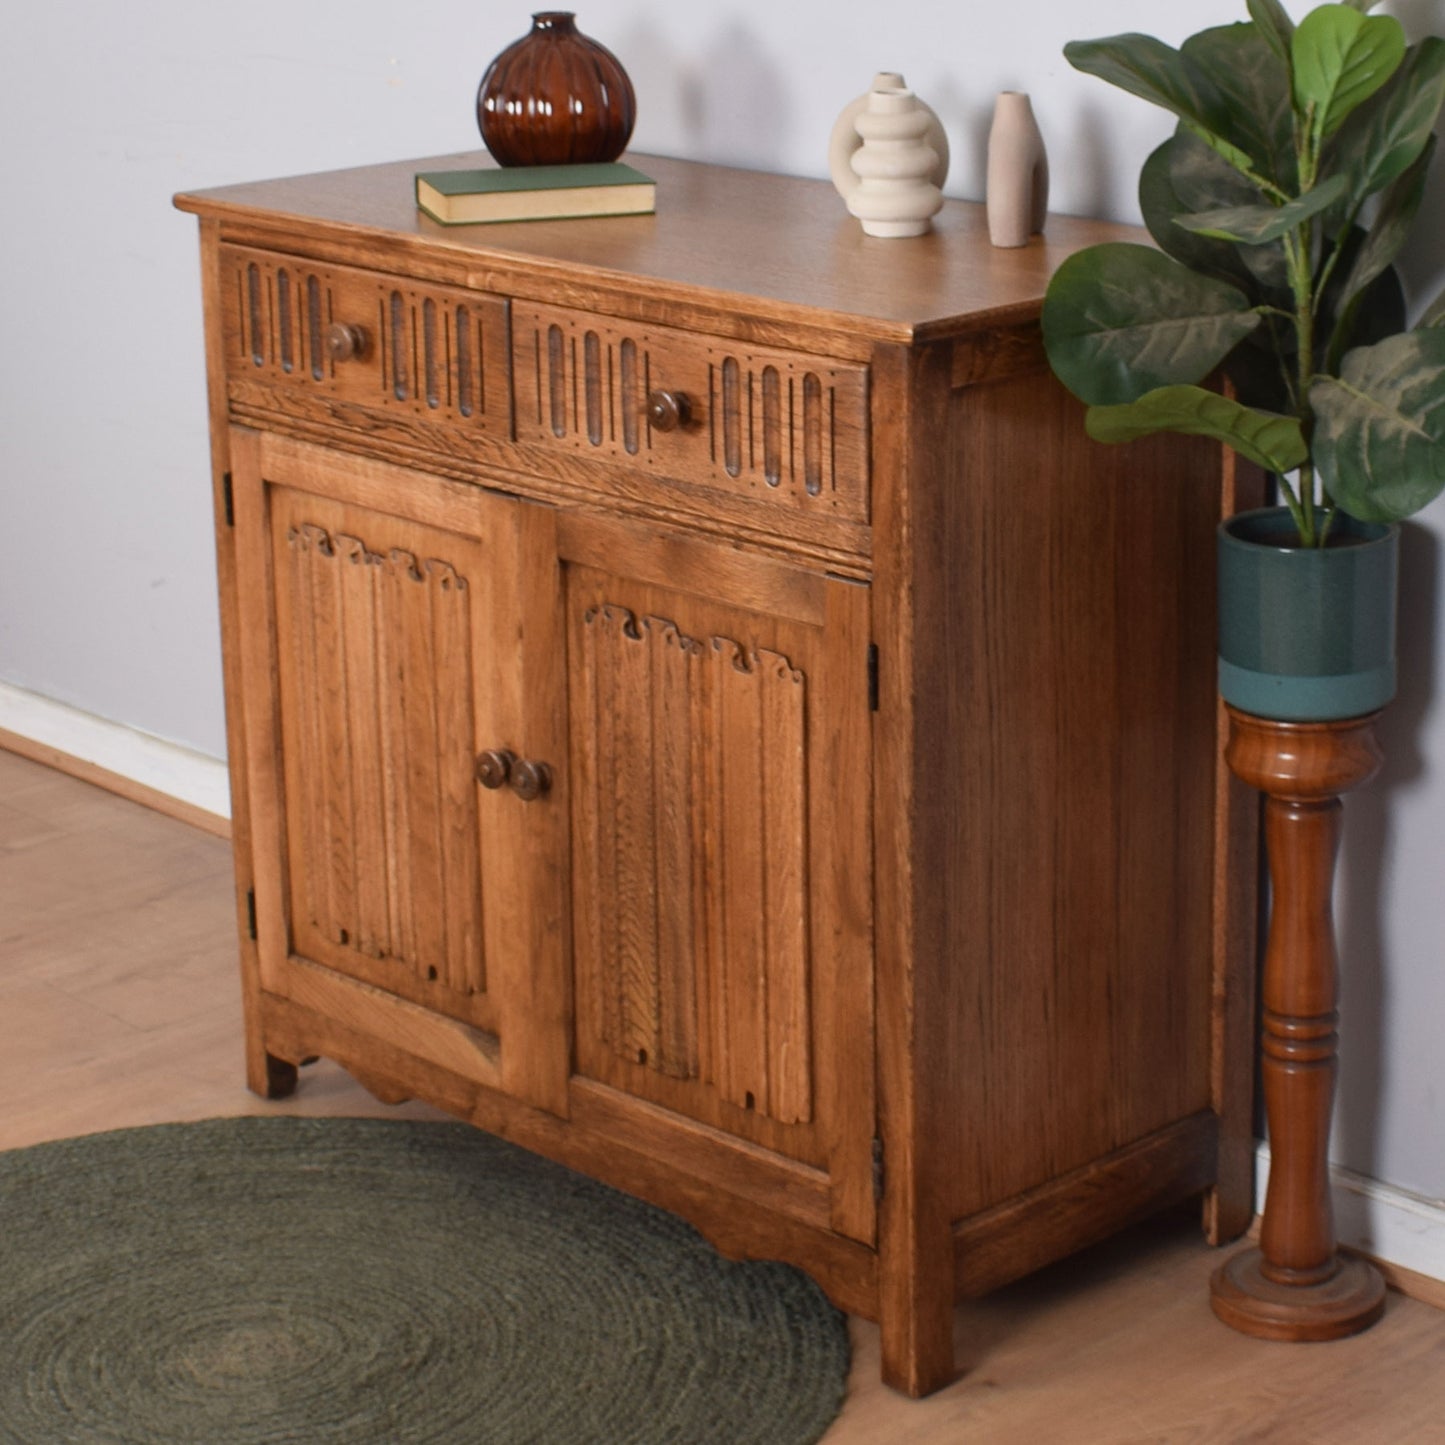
[{"left": 986, "top": 91, "right": 1048, "bottom": 247}]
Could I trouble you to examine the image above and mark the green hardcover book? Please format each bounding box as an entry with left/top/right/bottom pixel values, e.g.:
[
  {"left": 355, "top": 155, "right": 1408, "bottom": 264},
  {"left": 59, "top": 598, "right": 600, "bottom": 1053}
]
[{"left": 415, "top": 162, "right": 656, "bottom": 225}]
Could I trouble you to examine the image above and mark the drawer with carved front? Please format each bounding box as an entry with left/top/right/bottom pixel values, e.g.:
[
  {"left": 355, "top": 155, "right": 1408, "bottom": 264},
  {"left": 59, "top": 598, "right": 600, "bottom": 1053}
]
[
  {"left": 512, "top": 302, "right": 870, "bottom": 526},
  {"left": 219, "top": 244, "right": 511, "bottom": 438}
]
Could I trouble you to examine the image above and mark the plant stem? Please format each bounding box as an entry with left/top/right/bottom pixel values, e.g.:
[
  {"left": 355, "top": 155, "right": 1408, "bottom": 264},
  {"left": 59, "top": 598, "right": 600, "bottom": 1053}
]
[
  {"left": 1313, "top": 200, "right": 1364, "bottom": 321},
  {"left": 1289, "top": 110, "right": 1321, "bottom": 548},
  {"left": 1277, "top": 470, "right": 1310, "bottom": 542},
  {"left": 1258, "top": 310, "right": 1300, "bottom": 412},
  {"left": 1287, "top": 232, "right": 1318, "bottom": 546},
  {"left": 1297, "top": 462, "right": 1317, "bottom": 545}
]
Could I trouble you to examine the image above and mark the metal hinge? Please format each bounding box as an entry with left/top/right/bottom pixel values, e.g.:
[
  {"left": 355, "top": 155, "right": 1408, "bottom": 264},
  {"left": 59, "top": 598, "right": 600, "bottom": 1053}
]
[
  {"left": 222, "top": 472, "right": 235, "bottom": 527},
  {"left": 246, "top": 888, "right": 257, "bottom": 940},
  {"left": 871, "top": 1136, "right": 885, "bottom": 1201},
  {"left": 867, "top": 644, "right": 879, "bottom": 712}
]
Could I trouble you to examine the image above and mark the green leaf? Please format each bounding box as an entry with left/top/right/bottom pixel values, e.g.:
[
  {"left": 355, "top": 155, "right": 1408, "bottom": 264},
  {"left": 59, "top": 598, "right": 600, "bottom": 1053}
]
[
  {"left": 1293, "top": 5, "right": 1406, "bottom": 140},
  {"left": 1169, "top": 127, "right": 1262, "bottom": 213},
  {"left": 1247, "top": 0, "right": 1296, "bottom": 65},
  {"left": 1140, "top": 139, "right": 1259, "bottom": 288},
  {"left": 1330, "top": 37, "right": 1445, "bottom": 207},
  {"left": 1344, "top": 266, "right": 1407, "bottom": 350},
  {"left": 1086, "top": 386, "right": 1309, "bottom": 473},
  {"left": 1174, "top": 174, "right": 1348, "bottom": 243},
  {"left": 1167, "top": 129, "right": 1291, "bottom": 294},
  {"left": 1311, "top": 330, "right": 1445, "bottom": 521},
  {"left": 1318, "top": 224, "right": 1408, "bottom": 372},
  {"left": 1227, "top": 318, "right": 1298, "bottom": 416},
  {"left": 1042, "top": 244, "right": 1261, "bottom": 407},
  {"left": 1183, "top": 23, "right": 1297, "bottom": 189},
  {"left": 1422, "top": 289, "right": 1445, "bottom": 328},
  {"left": 1065, "top": 34, "right": 1260, "bottom": 177},
  {"left": 1332, "top": 136, "right": 1434, "bottom": 317}
]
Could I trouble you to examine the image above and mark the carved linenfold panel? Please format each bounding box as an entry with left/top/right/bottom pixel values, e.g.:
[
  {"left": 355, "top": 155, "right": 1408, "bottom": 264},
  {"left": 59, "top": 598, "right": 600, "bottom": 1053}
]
[
  {"left": 221, "top": 244, "right": 509, "bottom": 435},
  {"left": 273, "top": 506, "right": 486, "bottom": 1017},
  {"left": 512, "top": 303, "right": 869, "bottom": 524},
  {"left": 573, "top": 599, "right": 814, "bottom": 1126},
  {"left": 579, "top": 606, "right": 702, "bottom": 1084}
]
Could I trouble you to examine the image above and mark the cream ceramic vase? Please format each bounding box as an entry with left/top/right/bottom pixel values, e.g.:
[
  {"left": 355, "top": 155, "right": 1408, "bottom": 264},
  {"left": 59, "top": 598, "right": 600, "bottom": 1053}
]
[
  {"left": 829, "top": 72, "right": 948, "bottom": 238},
  {"left": 986, "top": 91, "right": 1048, "bottom": 247}
]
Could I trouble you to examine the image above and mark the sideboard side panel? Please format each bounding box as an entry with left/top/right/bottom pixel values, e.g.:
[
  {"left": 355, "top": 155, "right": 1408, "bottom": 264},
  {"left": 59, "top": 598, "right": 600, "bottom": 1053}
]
[
  {"left": 932, "top": 362, "right": 1225, "bottom": 1223},
  {"left": 1207, "top": 451, "right": 1267, "bottom": 1245}
]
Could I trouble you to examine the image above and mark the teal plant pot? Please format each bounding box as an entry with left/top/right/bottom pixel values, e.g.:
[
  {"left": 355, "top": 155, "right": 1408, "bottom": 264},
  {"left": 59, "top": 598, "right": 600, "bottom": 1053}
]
[{"left": 1218, "top": 507, "right": 1399, "bottom": 722}]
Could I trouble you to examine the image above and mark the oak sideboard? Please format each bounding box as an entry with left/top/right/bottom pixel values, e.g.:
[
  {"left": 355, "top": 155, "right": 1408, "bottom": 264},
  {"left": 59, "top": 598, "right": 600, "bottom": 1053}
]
[{"left": 176, "top": 153, "right": 1260, "bottom": 1396}]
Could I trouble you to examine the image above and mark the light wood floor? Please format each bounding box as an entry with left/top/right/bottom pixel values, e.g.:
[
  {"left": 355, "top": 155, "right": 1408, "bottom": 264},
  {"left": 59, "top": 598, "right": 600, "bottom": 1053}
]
[{"left": 4, "top": 746, "right": 1444, "bottom": 1443}]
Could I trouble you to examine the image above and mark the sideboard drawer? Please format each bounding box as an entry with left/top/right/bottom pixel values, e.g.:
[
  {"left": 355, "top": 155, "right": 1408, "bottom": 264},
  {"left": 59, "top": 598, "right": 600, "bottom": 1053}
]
[
  {"left": 219, "top": 244, "right": 512, "bottom": 438},
  {"left": 512, "top": 302, "right": 870, "bottom": 526}
]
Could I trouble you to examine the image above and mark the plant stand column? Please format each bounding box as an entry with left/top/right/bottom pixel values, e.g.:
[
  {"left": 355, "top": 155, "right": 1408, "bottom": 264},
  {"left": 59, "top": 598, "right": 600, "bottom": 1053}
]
[{"left": 1210, "top": 706, "right": 1387, "bottom": 1341}]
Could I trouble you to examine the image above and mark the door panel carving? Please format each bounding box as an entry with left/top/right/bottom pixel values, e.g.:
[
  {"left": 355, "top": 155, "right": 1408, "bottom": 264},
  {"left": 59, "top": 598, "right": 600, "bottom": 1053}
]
[
  {"left": 566, "top": 555, "right": 873, "bottom": 1234},
  {"left": 573, "top": 602, "right": 813, "bottom": 1123},
  {"left": 268, "top": 489, "right": 495, "bottom": 1031}
]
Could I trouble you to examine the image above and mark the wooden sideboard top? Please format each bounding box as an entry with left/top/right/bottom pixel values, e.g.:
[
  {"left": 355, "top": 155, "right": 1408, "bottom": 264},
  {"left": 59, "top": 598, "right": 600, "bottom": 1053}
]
[{"left": 176, "top": 152, "right": 1141, "bottom": 343}]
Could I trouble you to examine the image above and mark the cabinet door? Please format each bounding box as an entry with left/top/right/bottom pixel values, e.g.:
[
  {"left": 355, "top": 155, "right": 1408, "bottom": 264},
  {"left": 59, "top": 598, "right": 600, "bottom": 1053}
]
[
  {"left": 559, "top": 517, "right": 876, "bottom": 1243},
  {"left": 229, "top": 428, "right": 568, "bottom": 1115}
]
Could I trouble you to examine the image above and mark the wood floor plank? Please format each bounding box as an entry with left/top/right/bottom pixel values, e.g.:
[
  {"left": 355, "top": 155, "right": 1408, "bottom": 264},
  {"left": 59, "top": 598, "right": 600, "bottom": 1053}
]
[{"left": 3, "top": 745, "right": 1444, "bottom": 1441}]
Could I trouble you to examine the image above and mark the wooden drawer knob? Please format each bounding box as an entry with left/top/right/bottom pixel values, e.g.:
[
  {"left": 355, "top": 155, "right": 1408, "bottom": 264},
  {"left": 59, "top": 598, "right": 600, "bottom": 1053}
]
[
  {"left": 646, "top": 388, "right": 692, "bottom": 432},
  {"left": 477, "top": 750, "right": 550, "bottom": 800},
  {"left": 509, "top": 759, "right": 552, "bottom": 802},
  {"left": 475, "top": 749, "right": 515, "bottom": 789},
  {"left": 325, "top": 321, "right": 370, "bottom": 362}
]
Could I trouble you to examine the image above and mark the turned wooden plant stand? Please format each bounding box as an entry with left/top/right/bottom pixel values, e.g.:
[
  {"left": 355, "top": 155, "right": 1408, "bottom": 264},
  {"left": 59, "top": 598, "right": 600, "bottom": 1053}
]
[{"left": 1211, "top": 706, "right": 1387, "bottom": 1341}]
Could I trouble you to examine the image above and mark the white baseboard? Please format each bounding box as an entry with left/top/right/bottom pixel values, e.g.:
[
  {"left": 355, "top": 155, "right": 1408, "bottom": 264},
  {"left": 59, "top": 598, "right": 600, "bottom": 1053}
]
[
  {"left": 1256, "top": 1142, "right": 1445, "bottom": 1287},
  {"left": 0, "top": 681, "right": 231, "bottom": 820}
]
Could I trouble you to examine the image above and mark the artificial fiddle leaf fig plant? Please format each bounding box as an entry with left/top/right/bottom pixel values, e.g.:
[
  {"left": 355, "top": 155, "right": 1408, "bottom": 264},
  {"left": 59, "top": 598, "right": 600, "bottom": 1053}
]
[
  {"left": 1045, "top": 4, "right": 1445, "bottom": 1340},
  {"left": 1041, "top": 0, "right": 1445, "bottom": 548}
]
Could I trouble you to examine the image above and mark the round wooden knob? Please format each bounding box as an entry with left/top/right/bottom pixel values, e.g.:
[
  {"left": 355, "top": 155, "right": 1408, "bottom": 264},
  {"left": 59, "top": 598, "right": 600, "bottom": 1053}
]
[
  {"left": 646, "top": 389, "right": 691, "bottom": 432},
  {"left": 475, "top": 749, "right": 515, "bottom": 790},
  {"left": 326, "top": 322, "right": 369, "bottom": 362},
  {"left": 509, "top": 759, "right": 552, "bottom": 802}
]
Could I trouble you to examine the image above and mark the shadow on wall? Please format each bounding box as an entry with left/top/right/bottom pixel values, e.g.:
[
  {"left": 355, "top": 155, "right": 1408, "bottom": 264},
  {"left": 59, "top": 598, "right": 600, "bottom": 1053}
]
[
  {"left": 1016, "top": 93, "right": 1124, "bottom": 223},
  {"left": 1396, "top": 0, "right": 1445, "bottom": 319},
  {"left": 1333, "top": 522, "right": 1441, "bottom": 1181},
  {"left": 1391, "top": 3, "right": 1445, "bottom": 310},
  {"left": 889, "top": 70, "right": 971, "bottom": 199},
  {"left": 1390, "top": 0, "right": 1445, "bottom": 42},
  {"left": 1399, "top": 144, "right": 1445, "bottom": 320},
  {"left": 1332, "top": 0, "right": 1444, "bottom": 1184},
  {"left": 616, "top": 15, "right": 793, "bottom": 171}
]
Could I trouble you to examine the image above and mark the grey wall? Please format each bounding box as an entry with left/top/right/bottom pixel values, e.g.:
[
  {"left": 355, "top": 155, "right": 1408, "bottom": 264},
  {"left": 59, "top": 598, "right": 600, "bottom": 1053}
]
[{"left": 2, "top": 0, "right": 1441, "bottom": 1201}]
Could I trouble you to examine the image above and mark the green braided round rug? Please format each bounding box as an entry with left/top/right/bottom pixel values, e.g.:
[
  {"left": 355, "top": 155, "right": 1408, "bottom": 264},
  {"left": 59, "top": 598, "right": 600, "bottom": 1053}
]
[{"left": 0, "top": 1116, "right": 849, "bottom": 1444}]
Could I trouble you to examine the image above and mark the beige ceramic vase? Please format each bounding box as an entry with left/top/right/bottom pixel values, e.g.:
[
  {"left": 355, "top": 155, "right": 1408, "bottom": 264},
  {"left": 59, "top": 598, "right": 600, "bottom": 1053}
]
[
  {"left": 986, "top": 91, "right": 1049, "bottom": 247},
  {"left": 828, "top": 72, "right": 949, "bottom": 238}
]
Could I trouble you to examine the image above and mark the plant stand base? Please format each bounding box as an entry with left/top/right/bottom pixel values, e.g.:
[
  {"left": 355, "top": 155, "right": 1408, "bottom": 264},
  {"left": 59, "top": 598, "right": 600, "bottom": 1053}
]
[{"left": 1211, "top": 1247, "right": 1385, "bottom": 1341}]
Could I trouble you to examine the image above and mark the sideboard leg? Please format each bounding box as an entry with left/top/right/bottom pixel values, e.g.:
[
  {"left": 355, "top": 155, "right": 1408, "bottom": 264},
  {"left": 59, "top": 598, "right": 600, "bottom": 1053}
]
[
  {"left": 879, "top": 1297, "right": 956, "bottom": 1399},
  {"left": 878, "top": 1206, "right": 957, "bottom": 1397},
  {"left": 247, "top": 1043, "right": 297, "bottom": 1100}
]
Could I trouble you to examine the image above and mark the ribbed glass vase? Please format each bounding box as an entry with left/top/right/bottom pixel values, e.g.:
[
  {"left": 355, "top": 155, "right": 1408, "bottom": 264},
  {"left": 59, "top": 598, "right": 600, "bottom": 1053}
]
[{"left": 477, "top": 12, "right": 636, "bottom": 166}]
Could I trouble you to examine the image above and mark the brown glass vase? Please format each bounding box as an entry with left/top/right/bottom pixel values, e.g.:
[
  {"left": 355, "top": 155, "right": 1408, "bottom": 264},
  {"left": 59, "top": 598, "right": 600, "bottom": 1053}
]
[{"left": 477, "top": 12, "right": 637, "bottom": 167}]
